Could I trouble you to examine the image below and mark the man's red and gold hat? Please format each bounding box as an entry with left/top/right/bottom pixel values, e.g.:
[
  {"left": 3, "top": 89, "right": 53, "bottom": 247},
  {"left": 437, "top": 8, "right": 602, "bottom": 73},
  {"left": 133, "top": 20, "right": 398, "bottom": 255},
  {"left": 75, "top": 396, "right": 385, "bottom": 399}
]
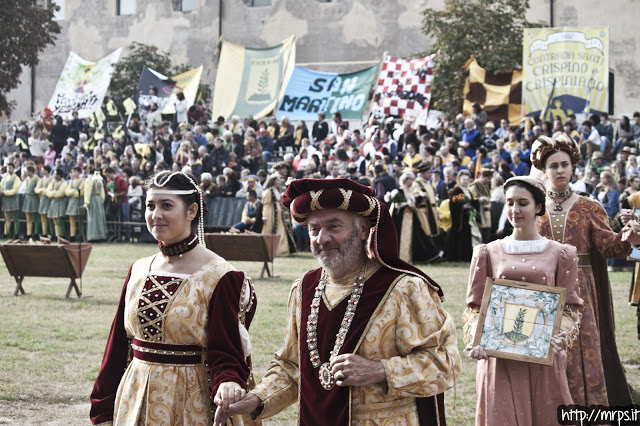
[
  {"left": 283, "top": 178, "right": 444, "bottom": 300},
  {"left": 283, "top": 178, "right": 378, "bottom": 226}
]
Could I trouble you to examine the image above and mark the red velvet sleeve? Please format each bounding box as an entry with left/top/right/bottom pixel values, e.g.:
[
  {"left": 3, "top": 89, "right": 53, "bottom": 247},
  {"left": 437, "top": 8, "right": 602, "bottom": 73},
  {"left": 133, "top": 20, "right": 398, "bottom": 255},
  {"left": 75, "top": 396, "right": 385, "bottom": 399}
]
[
  {"left": 206, "top": 270, "right": 257, "bottom": 398},
  {"left": 89, "top": 265, "right": 133, "bottom": 425}
]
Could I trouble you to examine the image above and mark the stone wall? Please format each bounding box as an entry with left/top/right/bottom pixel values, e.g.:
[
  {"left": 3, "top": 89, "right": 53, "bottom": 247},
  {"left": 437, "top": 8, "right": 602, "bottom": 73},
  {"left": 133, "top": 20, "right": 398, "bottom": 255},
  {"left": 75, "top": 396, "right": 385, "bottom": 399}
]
[{"left": 5, "top": 0, "right": 639, "bottom": 120}]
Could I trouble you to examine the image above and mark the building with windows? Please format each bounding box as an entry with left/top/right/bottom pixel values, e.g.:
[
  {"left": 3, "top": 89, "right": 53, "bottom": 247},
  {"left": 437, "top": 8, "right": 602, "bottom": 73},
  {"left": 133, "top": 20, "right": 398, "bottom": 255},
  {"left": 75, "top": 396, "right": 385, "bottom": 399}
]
[{"left": 7, "top": 0, "right": 640, "bottom": 119}]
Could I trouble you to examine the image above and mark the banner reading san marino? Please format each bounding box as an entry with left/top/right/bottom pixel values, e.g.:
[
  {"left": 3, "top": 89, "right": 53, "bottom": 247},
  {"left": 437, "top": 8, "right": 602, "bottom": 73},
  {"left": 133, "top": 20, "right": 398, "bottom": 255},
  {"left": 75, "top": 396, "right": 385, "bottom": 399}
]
[
  {"left": 212, "top": 36, "right": 295, "bottom": 120},
  {"left": 275, "top": 65, "right": 378, "bottom": 121},
  {"left": 47, "top": 48, "right": 122, "bottom": 119},
  {"left": 522, "top": 27, "right": 609, "bottom": 120}
]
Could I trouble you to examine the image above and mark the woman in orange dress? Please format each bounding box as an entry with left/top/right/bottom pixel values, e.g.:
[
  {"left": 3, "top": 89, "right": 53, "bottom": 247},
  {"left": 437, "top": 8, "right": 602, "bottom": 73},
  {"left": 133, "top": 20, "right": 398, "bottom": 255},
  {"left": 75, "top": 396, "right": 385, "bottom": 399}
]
[{"left": 531, "top": 134, "right": 639, "bottom": 407}]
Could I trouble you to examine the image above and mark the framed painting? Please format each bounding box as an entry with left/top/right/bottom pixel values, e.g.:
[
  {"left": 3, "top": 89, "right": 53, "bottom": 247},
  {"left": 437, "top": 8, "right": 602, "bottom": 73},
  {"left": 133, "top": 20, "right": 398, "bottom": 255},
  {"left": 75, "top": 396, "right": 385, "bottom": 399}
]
[
  {"left": 472, "top": 277, "right": 567, "bottom": 366},
  {"left": 628, "top": 209, "right": 640, "bottom": 261}
]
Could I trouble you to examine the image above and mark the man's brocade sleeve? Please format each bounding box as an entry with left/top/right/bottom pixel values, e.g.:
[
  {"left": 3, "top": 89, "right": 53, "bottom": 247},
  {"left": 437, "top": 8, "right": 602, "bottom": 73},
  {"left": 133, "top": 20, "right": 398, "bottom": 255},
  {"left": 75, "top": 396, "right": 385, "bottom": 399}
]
[
  {"left": 4, "top": 177, "right": 20, "bottom": 196},
  {"left": 250, "top": 279, "right": 302, "bottom": 420},
  {"left": 379, "top": 277, "right": 461, "bottom": 399}
]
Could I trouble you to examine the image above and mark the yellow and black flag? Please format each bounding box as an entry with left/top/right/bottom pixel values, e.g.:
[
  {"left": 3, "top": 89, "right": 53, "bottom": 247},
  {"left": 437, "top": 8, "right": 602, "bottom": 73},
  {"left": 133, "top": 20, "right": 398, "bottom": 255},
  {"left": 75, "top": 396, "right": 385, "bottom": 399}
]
[{"left": 462, "top": 55, "right": 522, "bottom": 126}]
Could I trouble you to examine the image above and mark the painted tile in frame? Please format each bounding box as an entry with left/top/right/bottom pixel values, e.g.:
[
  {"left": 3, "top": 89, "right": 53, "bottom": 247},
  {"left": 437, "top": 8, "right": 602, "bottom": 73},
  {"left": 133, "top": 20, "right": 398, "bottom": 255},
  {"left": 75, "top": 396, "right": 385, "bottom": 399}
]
[{"left": 472, "top": 277, "right": 567, "bottom": 365}]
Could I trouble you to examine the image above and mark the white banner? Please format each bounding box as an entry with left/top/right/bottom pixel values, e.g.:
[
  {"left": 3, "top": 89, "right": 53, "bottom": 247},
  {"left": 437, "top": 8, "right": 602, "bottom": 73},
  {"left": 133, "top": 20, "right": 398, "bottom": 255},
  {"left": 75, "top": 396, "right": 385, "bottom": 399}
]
[
  {"left": 47, "top": 48, "right": 122, "bottom": 119},
  {"left": 529, "top": 31, "right": 604, "bottom": 55}
]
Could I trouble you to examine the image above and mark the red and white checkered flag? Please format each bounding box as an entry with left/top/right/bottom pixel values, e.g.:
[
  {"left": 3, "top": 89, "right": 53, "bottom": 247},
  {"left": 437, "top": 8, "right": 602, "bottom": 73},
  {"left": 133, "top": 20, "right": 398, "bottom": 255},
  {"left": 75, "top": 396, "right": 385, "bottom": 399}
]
[{"left": 372, "top": 52, "right": 438, "bottom": 118}]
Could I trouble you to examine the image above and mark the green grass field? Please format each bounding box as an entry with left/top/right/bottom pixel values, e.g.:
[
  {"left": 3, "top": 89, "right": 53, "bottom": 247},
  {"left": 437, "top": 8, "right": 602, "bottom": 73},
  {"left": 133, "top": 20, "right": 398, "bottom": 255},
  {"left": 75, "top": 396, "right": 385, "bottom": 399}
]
[{"left": 0, "top": 244, "right": 637, "bottom": 425}]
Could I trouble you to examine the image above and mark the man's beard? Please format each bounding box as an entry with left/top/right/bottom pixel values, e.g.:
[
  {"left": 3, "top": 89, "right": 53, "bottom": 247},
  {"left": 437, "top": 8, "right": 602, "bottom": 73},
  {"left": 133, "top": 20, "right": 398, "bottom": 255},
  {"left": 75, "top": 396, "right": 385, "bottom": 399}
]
[{"left": 311, "top": 228, "right": 367, "bottom": 276}]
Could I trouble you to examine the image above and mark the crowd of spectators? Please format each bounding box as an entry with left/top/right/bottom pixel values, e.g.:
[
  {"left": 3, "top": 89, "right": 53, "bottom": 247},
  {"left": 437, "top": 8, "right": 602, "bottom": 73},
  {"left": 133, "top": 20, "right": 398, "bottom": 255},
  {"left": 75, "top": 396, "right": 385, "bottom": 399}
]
[{"left": 2, "top": 101, "right": 640, "bottom": 257}]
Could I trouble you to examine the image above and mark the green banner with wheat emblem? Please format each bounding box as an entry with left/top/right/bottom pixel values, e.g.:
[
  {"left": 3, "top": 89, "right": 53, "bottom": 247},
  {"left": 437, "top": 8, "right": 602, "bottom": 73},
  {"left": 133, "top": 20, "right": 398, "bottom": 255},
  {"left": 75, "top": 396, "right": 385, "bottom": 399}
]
[{"left": 212, "top": 36, "right": 296, "bottom": 120}]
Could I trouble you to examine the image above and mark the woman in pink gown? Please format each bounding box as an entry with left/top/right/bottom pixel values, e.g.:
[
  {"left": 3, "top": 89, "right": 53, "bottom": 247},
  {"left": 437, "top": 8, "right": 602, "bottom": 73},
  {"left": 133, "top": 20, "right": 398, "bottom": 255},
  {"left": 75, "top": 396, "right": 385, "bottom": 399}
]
[{"left": 464, "top": 176, "right": 583, "bottom": 426}]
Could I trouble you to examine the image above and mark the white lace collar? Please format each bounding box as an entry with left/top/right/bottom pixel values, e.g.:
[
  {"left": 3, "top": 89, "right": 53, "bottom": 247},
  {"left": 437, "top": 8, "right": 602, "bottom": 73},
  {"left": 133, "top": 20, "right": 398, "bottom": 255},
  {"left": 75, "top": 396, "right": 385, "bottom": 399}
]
[{"left": 499, "top": 235, "right": 549, "bottom": 253}]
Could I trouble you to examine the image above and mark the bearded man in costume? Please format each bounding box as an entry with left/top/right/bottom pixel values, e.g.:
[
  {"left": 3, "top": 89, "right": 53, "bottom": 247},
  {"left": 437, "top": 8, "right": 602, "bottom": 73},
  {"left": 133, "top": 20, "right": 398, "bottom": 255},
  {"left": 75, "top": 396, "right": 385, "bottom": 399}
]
[{"left": 214, "top": 178, "right": 461, "bottom": 425}]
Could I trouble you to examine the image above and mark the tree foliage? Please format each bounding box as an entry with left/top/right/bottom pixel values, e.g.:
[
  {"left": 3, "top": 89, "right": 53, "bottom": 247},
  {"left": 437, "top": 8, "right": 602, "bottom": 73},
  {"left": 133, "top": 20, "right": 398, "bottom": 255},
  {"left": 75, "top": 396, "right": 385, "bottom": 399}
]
[
  {"left": 109, "top": 43, "right": 211, "bottom": 113},
  {"left": 0, "top": 1, "right": 60, "bottom": 117},
  {"left": 421, "top": 0, "right": 544, "bottom": 117}
]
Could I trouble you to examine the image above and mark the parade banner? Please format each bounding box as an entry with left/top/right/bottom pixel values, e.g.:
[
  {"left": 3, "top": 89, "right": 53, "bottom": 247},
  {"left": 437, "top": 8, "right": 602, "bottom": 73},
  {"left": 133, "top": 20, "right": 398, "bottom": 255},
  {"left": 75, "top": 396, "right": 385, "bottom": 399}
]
[
  {"left": 136, "top": 66, "right": 176, "bottom": 117},
  {"left": 523, "top": 27, "right": 609, "bottom": 120},
  {"left": 372, "top": 52, "right": 437, "bottom": 119},
  {"left": 463, "top": 55, "right": 522, "bottom": 126},
  {"left": 212, "top": 36, "right": 296, "bottom": 120},
  {"left": 162, "top": 66, "right": 204, "bottom": 114},
  {"left": 47, "top": 48, "right": 122, "bottom": 119},
  {"left": 276, "top": 65, "right": 378, "bottom": 121}
]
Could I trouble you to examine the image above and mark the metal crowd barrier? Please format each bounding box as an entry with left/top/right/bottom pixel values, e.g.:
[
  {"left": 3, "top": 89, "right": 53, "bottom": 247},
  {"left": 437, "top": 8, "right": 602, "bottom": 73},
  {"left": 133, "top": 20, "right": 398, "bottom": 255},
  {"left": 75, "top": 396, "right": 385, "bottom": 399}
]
[{"left": 0, "top": 195, "right": 246, "bottom": 241}]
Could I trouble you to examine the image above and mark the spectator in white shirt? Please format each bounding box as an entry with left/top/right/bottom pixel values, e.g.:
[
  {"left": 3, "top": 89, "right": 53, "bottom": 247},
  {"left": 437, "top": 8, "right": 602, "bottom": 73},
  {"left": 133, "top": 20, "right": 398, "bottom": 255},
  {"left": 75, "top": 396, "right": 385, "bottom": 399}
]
[
  {"left": 28, "top": 131, "right": 48, "bottom": 160},
  {"left": 581, "top": 120, "right": 602, "bottom": 156}
]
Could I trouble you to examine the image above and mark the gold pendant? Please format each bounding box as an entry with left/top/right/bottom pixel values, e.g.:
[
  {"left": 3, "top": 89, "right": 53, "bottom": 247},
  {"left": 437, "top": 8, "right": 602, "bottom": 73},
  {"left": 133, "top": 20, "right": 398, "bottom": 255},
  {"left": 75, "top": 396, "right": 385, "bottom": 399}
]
[{"left": 319, "top": 362, "right": 335, "bottom": 390}]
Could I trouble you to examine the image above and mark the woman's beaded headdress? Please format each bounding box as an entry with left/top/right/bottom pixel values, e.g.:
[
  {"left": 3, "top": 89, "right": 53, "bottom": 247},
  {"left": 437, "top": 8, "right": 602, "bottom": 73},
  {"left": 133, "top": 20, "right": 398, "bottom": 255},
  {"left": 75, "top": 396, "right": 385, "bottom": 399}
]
[
  {"left": 530, "top": 134, "right": 581, "bottom": 170},
  {"left": 148, "top": 171, "right": 205, "bottom": 246}
]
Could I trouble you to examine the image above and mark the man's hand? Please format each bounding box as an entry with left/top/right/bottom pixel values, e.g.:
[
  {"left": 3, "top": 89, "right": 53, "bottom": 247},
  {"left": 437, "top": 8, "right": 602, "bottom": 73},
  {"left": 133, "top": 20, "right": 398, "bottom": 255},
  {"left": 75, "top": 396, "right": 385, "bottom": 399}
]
[
  {"left": 213, "top": 393, "right": 262, "bottom": 426},
  {"left": 329, "top": 354, "right": 386, "bottom": 387}
]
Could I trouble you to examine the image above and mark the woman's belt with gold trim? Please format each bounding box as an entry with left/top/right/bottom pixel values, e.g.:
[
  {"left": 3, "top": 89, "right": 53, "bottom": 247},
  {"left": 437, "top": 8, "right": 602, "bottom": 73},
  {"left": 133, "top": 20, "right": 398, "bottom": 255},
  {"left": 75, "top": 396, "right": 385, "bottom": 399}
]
[{"left": 131, "top": 338, "right": 203, "bottom": 364}]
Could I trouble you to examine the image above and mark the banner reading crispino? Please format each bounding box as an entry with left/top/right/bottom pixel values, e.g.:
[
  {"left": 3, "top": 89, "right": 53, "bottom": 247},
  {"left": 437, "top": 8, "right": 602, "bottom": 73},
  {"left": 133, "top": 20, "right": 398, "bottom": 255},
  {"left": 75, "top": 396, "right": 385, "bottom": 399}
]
[
  {"left": 523, "top": 27, "right": 609, "bottom": 119},
  {"left": 212, "top": 36, "right": 295, "bottom": 120}
]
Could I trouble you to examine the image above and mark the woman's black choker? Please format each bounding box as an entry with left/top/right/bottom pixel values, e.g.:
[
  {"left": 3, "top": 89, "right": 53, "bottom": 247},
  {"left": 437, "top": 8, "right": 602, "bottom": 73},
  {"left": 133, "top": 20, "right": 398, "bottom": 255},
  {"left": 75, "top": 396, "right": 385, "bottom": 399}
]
[{"left": 159, "top": 233, "right": 198, "bottom": 259}]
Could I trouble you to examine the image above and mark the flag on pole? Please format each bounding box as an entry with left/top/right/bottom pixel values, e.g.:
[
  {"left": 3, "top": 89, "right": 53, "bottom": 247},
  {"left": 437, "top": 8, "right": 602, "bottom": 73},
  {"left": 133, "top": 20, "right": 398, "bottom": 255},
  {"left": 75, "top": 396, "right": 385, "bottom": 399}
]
[
  {"left": 47, "top": 49, "right": 122, "bottom": 119},
  {"left": 136, "top": 66, "right": 176, "bottom": 117},
  {"left": 162, "top": 66, "right": 204, "bottom": 114},
  {"left": 539, "top": 77, "right": 557, "bottom": 122},
  {"left": 276, "top": 65, "right": 378, "bottom": 121},
  {"left": 212, "top": 36, "right": 296, "bottom": 120},
  {"left": 372, "top": 52, "right": 437, "bottom": 119},
  {"left": 462, "top": 55, "right": 522, "bottom": 126}
]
